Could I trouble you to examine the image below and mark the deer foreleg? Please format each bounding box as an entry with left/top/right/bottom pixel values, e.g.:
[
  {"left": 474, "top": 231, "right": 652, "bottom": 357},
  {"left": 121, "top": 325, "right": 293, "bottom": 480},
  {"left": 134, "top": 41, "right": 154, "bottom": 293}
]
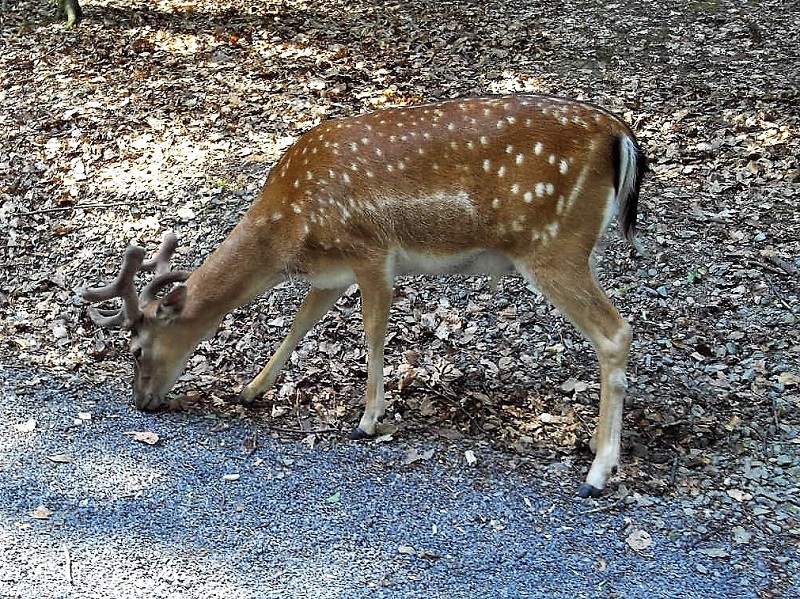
[{"left": 240, "top": 285, "right": 346, "bottom": 402}]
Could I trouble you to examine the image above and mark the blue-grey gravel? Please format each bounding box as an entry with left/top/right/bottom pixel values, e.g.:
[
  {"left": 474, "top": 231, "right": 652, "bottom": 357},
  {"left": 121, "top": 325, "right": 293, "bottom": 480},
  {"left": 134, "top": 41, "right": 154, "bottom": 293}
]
[{"left": 0, "top": 366, "right": 796, "bottom": 598}]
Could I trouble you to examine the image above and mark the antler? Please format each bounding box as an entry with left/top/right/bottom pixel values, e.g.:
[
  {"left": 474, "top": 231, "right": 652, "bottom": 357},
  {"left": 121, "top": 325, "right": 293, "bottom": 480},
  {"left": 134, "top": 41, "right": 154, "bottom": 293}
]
[{"left": 79, "top": 232, "right": 189, "bottom": 328}]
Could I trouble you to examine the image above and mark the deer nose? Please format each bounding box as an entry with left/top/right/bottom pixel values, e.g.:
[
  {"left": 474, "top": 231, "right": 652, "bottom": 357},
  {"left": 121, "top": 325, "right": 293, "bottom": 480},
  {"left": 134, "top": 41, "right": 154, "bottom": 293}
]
[{"left": 133, "top": 390, "right": 164, "bottom": 411}]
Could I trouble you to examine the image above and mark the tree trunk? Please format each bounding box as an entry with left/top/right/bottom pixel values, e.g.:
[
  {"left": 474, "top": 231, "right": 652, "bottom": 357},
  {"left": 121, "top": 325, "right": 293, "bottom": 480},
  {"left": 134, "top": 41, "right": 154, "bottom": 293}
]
[{"left": 57, "top": 0, "right": 82, "bottom": 29}]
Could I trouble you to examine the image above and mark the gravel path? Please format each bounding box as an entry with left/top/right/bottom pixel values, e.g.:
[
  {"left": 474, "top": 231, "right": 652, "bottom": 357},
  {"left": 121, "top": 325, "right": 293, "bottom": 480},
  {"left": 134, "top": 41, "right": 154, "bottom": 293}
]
[{"left": 1, "top": 365, "right": 795, "bottom": 598}]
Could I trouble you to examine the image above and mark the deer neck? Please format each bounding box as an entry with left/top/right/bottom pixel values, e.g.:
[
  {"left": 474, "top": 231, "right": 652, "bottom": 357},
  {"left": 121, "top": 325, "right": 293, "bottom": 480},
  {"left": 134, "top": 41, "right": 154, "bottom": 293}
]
[{"left": 182, "top": 218, "right": 285, "bottom": 333}]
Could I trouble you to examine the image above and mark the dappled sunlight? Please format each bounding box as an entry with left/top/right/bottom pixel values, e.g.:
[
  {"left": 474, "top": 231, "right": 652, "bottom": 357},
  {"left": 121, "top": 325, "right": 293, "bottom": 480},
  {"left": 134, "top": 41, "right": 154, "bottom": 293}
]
[{"left": 46, "top": 447, "right": 168, "bottom": 501}]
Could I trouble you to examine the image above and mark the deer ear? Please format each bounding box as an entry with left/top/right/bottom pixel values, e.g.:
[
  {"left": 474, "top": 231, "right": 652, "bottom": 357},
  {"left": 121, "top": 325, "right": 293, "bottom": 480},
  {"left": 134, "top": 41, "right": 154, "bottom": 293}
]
[{"left": 155, "top": 285, "right": 187, "bottom": 322}]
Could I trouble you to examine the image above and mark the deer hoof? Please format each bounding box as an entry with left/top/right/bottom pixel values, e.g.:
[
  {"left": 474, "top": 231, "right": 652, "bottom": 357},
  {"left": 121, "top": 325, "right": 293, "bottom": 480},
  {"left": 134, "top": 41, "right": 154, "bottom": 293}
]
[
  {"left": 348, "top": 427, "right": 371, "bottom": 441},
  {"left": 577, "top": 483, "right": 603, "bottom": 498},
  {"left": 228, "top": 391, "right": 255, "bottom": 406}
]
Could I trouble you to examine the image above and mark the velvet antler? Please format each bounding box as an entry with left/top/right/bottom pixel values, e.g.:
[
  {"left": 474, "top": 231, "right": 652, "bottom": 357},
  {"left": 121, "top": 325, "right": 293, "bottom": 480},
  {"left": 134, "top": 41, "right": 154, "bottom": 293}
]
[{"left": 79, "top": 232, "right": 189, "bottom": 328}]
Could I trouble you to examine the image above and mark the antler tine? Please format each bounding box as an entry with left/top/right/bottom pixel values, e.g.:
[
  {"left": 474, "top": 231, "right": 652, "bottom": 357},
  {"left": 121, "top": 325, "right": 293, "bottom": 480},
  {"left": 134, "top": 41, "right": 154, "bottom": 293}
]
[
  {"left": 136, "top": 232, "right": 191, "bottom": 303},
  {"left": 86, "top": 306, "right": 130, "bottom": 328},
  {"left": 141, "top": 232, "right": 179, "bottom": 275},
  {"left": 79, "top": 245, "right": 147, "bottom": 328},
  {"left": 140, "top": 270, "right": 192, "bottom": 304}
]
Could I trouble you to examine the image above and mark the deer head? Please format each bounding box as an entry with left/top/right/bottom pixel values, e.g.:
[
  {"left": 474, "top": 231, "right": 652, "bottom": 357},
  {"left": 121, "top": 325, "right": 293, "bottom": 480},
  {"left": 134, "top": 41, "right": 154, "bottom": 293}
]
[{"left": 79, "top": 232, "right": 195, "bottom": 409}]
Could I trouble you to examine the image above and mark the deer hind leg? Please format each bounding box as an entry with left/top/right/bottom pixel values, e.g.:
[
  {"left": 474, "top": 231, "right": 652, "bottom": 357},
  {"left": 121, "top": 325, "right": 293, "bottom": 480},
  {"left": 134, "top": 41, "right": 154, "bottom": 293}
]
[
  {"left": 349, "top": 266, "right": 394, "bottom": 440},
  {"left": 240, "top": 285, "right": 347, "bottom": 403},
  {"left": 516, "top": 258, "right": 632, "bottom": 498}
]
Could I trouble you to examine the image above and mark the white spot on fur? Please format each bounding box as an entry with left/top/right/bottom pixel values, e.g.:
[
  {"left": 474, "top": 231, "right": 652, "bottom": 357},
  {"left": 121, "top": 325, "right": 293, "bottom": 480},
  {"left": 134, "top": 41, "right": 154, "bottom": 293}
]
[
  {"left": 483, "top": 159, "right": 492, "bottom": 173},
  {"left": 523, "top": 191, "right": 533, "bottom": 203},
  {"left": 497, "top": 166, "right": 507, "bottom": 178},
  {"left": 535, "top": 182, "right": 546, "bottom": 197},
  {"left": 559, "top": 160, "right": 569, "bottom": 174},
  {"left": 492, "top": 198, "right": 501, "bottom": 209},
  {"left": 516, "top": 154, "right": 524, "bottom": 166},
  {"left": 534, "top": 142, "right": 543, "bottom": 155}
]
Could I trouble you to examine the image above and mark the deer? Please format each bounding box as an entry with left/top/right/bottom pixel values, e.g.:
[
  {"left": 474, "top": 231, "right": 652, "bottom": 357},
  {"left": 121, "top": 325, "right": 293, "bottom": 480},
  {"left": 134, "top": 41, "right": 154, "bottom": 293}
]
[{"left": 79, "top": 95, "right": 647, "bottom": 497}]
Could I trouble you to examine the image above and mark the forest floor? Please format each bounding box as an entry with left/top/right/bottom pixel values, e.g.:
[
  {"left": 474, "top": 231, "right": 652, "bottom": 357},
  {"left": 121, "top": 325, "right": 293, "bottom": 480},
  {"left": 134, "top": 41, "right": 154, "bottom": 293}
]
[{"left": 1, "top": 0, "right": 798, "bottom": 595}]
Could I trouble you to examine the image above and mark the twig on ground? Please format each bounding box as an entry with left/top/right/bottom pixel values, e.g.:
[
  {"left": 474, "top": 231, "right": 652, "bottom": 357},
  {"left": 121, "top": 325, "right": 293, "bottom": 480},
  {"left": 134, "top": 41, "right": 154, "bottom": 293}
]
[
  {"left": 268, "top": 425, "right": 341, "bottom": 436},
  {"left": 63, "top": 544, "right": 73, "bottom": 586},
  {"left": 13, "top": 202, "right": 131, "bottom": 217},
  {"left": 580, "top": 496, "right": 625, "bottom": 515}
]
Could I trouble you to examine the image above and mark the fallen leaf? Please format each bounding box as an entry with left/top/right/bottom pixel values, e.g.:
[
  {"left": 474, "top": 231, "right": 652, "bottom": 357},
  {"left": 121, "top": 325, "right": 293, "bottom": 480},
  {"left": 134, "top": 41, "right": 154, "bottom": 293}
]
[
  {"left": 434, "top": 427, "right": 463, "bottom": 440},
  {"left": 47, "top": 453, "right": 73, "bottom": 464},
  {"left": 301, "top": 434, "right": 317, "bottom": 450},
  {"left": 778, "top": 372, "right": 799, "bottom": 386},
  {"left": 726, "top": 489, "right": 753, "bottom": 502},
  {"left": 732, "top": 526, "right": 752, "bottom": 544},
  {"left": 724, "top": 415, "right": 742, "bottom": 431},
  {"left": 625, "top": 529, "right": 652, "bottom": 551},
  {"left": 375, "top": 422, "right": 399, "bottom": 436},
  {"left": 397, "top": 544, "right": 440, "bottom": 559},
  {"left": 31, "top": 505, "right": 53, "bottom": 520},
  {"left": 698, "top": 547, "right": 730, "bottom": 558},
  {"left": 325, "top": 491, "right": 341, "bottom": 504},
  {"left": 464, "top": 450, "right": 477, "bottom": 466},
  {"left": 560, "top": 378, "right": 588, "bottom": 393},
  {"left": 123, "top": 431, "right": 160, "bottom": 445},
  {"left": 402, "top": 447, "right": 435, "bottom": 465},
  {"left": 14, "top": 419, "right": 37, "bottom": 433}
]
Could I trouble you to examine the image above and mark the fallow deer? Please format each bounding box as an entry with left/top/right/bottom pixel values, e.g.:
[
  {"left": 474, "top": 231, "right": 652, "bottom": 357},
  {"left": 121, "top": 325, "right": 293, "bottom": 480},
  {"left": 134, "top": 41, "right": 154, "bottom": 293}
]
[{"left": 79, "top": 95, "right": 647, "bottom": 497}]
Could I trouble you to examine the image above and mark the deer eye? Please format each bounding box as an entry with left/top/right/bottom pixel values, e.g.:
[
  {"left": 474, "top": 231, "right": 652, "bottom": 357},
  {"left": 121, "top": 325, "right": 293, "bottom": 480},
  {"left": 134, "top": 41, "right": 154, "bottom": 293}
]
[{"left": 132, "top": 347, "right": 143, "bottom": 361}]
